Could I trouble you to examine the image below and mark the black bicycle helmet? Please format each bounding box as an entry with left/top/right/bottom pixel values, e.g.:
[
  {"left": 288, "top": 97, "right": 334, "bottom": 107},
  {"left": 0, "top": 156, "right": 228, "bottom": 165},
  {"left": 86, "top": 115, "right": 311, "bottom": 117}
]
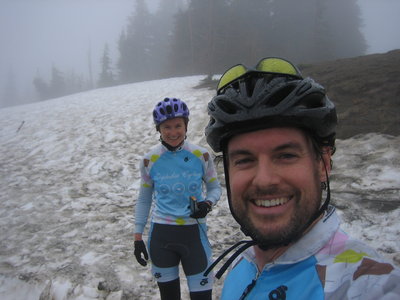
[{"left": 206, "top": 75, "right": 337, "bottom": 152}]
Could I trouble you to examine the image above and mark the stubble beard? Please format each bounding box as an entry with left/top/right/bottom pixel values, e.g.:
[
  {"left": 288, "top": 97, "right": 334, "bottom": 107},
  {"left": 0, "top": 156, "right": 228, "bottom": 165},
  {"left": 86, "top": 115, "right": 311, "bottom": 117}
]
[{"left": 233, "top": 186, "right": 322, "bottom": 250}]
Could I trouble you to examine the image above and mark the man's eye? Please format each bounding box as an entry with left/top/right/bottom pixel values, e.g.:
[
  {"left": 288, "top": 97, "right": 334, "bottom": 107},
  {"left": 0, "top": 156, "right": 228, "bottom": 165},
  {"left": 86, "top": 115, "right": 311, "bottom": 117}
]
[
  {"left": 233, "top": 158, "right": 253, "bottom": 166},
  {"left": 278, "top": 153, "right": 298, "bottom": 160}
]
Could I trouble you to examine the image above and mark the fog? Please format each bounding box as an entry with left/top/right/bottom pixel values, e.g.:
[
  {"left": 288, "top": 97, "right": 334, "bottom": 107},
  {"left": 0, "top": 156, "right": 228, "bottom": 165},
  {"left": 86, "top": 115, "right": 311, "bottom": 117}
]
[
  {"left": 0, "top": 0, "right": 160, "bottom": 107},
  {"left": 359, "top": 0, "right": 400, "bottom": 53},
  {"left": 1, "top": 0, "right": 399, "bottom": 108}
]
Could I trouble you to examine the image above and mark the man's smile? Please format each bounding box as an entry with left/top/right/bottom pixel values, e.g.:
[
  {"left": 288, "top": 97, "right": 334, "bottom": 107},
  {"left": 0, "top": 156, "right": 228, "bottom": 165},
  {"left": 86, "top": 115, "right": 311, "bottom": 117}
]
[{"left": 253, "top": 197, "right": 290, "bottom": 208}]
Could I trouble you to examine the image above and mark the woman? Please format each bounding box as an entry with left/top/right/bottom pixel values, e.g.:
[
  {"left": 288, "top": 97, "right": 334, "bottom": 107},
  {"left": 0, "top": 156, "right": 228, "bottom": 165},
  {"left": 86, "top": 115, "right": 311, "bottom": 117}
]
[{"left": 134, "top": 97, "right": 221, "bottom": 300}]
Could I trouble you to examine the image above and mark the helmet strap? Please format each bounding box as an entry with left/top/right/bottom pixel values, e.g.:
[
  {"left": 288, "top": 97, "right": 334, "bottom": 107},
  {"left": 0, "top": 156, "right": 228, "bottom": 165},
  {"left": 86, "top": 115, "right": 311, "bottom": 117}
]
[{"left": 222, "top": 148, "right": 248, "bottom": 234}]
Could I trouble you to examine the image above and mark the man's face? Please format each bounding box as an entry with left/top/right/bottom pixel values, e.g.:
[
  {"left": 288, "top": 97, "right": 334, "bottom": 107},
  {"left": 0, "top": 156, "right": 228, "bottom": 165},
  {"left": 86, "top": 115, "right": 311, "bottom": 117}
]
[{"left": 227, "top": 127, "right": 331, "bottom": 247}]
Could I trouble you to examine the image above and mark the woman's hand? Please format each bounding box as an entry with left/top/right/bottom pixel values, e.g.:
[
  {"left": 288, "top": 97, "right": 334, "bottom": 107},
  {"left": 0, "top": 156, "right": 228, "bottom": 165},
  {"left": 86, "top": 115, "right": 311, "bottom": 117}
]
[
  {"left": 190, "top": 201, "right": 212, "bottom": 219},
  {"left": 134, "top": 240, "right": 149, "bottom": 266}
]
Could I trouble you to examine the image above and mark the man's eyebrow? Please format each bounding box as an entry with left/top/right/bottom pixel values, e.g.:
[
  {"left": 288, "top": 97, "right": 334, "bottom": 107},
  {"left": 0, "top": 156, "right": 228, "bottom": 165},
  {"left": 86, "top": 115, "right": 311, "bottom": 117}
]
[
  {"left": 273, "top": 142, "right": 303, "bottom": 152},
  {"left": 227, "top": 149, "right": 252, "bottom": 158},
  {"left": 228, "top": 142, "right": 304, "bottom": 157}
]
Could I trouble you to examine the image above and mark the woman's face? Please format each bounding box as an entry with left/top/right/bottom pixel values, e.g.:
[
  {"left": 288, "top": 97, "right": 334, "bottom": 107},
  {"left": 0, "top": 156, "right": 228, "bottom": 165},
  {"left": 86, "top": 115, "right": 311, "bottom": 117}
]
[{"left": 159, "top": 117, "right": 187, "bottom": 147}]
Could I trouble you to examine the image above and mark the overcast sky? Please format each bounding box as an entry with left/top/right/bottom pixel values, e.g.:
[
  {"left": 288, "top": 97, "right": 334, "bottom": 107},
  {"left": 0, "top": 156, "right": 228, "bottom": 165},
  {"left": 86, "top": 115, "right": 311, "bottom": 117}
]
[{"left": 1, "top": 0, "right": 399, "bottom": 105}]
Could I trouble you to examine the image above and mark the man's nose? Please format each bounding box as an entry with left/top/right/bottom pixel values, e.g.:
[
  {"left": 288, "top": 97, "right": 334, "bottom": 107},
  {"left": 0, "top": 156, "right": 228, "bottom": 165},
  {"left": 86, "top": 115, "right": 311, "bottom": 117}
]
[{"left": 252, "top": 159, "right": 280, "bottom": 188}]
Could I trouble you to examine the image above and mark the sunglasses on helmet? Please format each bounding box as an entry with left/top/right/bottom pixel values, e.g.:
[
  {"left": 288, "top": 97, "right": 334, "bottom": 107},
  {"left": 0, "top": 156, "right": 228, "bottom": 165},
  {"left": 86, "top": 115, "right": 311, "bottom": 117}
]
[{"left": 217, "top": 57, "right": 303, "bottom": 94}]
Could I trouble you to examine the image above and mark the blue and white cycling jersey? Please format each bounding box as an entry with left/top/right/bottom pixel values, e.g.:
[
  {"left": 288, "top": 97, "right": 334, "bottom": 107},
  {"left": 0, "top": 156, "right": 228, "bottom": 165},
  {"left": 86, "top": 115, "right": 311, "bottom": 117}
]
[
  {"left": 221, "top": 207, "right": 400, "bottom": 299},
  {"left": 135, "top": 141, "right": 221, "bottom": 234}
]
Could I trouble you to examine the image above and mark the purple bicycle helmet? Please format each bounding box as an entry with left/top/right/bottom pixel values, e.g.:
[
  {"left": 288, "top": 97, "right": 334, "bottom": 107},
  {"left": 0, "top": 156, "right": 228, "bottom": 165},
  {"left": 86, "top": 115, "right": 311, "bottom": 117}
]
[{"left": 153, "top": 97, "right": 190, "bottom": 126}]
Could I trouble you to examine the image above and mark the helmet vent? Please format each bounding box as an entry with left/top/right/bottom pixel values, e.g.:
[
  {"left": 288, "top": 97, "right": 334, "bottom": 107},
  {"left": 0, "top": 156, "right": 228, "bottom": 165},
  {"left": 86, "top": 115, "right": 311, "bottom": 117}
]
[
  {"left": 216, "top": 98, "right": 238, "bottom": 114},
  {"left": 298, "top": 93, "right": 323, "bottom": 109},
  {"left": 266, "top": 85, "right": 296, "bottom": 107}
]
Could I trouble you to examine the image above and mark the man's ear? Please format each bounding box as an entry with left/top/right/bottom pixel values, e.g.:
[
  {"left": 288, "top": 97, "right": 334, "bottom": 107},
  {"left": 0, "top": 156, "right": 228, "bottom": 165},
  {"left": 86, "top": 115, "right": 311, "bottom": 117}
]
[{"left": 319, "top": 147, "right": 333, "bottom": 182}]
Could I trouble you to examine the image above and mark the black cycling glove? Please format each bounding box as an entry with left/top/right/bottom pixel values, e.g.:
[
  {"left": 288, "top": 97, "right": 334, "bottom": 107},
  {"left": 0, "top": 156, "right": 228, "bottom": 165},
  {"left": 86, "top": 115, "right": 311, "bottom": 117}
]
[
  {"left": 134, "top": 240, "right": 149, "bottom": 266},
  {"left": 190, "top": 201, "right": 212, "bottom": 219}
]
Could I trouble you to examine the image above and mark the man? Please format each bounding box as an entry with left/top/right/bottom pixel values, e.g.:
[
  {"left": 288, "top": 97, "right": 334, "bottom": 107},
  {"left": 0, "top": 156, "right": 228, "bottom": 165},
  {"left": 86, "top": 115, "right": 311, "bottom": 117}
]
[{"left": 204, "top": 57, "right": 400, "bottom": 299}]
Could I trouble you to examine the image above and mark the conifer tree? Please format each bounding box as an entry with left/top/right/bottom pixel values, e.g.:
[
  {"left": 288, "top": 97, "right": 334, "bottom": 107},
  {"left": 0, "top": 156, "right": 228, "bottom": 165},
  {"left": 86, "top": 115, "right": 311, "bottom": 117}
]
[
  {"left": 49, "top": 65, "right": 66, "bottom": 98},
  {"left": 118, "top": 0, "right": 154, "bottom": 83},
  {"left": 98, "top": 44, "right": 115, "bottom": 88},
  {"left": 168, "top": 0, "right": 227, "bottom": 76},
  {"left": 33, "top": 71, "right": 50, "bottom": 101}
]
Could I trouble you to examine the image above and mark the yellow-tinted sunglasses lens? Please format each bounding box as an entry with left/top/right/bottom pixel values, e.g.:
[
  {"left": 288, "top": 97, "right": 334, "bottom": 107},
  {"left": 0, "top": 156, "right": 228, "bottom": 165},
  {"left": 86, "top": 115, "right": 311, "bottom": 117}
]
[
  {"left": 217, "top": 64, "right": 247, "bottom": 92},
  {"left": 256, "top": 57, "right": 300, "bottom": 76}
]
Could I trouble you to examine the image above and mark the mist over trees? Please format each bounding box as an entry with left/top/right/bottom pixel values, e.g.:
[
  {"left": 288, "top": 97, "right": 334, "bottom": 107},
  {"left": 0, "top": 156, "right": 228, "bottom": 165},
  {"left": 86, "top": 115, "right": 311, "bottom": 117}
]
[
  {"left": 2, "top": 69, "right": 19, "bottom": 107},
  {"left": 28, "top": 0, "right": 366, "bottom": 102},
  {"left": 33, "top": 66, "right": 89, "bottom": 101},
  {"left": 118, "top": 0, "right": 367, "bottom": 82},
  {"left": 118, "top": 0, "right": 184, "bottom": 83},
  {"left": 163, "top": 0, "right": 366, "bottom": 76},
  {"left": 97, "top": 44, "right": 115, "bottom": 88}
]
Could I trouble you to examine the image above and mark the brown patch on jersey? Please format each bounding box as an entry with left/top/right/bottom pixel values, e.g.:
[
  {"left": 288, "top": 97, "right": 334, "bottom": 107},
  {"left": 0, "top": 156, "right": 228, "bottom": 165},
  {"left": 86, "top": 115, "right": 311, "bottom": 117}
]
[
  {"left": 353, "top": 257, "right": 394, "bottom": 281},
  {"left": 316, "top": 264, "right": 327, "bottom": 288},
  {"left": 144, "top": 159, "right": 149, "bottom": 167},
  {"left": 203, "top": 152, "right": 209, "bottom": 161}
]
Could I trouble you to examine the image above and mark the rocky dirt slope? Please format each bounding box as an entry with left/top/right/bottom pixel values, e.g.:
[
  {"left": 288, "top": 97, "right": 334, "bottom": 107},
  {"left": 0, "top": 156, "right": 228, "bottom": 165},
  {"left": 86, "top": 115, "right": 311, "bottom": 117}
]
[
  {"left": 300, "top": 50, "right": 400, "bottom": 139},
  {"left": 199, "top": 50, "right": 400, "bottom": 139}
]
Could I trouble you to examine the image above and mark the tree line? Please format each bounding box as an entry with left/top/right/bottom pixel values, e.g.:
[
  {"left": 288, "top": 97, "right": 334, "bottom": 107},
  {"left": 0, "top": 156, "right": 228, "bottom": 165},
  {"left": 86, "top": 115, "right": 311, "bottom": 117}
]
[{"left": 32, "top": 0, "right": 366, "bottom": 101}]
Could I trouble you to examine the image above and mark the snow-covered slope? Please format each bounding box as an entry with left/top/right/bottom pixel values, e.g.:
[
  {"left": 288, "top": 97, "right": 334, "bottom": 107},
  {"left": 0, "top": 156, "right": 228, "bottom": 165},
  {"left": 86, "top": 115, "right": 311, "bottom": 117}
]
[{"left": 0, "top": 76, "right": 399, "bottom": 299}]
